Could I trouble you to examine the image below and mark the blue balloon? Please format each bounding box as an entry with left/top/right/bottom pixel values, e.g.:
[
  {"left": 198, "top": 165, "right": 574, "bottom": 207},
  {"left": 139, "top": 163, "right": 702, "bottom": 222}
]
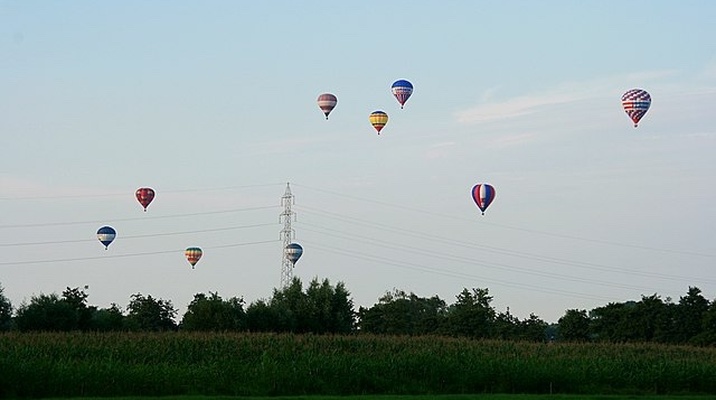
[
  {"left": 391, "top": 79, "right": 414, "bottom": 109},
  {"left": 97, "top": 226, "right": 116, "bottom": 250},
  {"left": 285, "top": 243, "right": 303, "bottom": 265}
]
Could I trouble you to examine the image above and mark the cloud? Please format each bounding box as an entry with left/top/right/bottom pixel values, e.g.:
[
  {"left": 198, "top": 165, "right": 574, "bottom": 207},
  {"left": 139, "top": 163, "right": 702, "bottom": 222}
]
[
  {"left": 454, "top": 70, "right": 682, "bottom": 125},
  {"left": 483, "top": 132, "right": 539, "bottom": 148},
  {"left": 424, "top": 142, "right": 456, "bottom": 160},
  {"left": 455, "top": 91, "right": 590, "bottom": 124}
]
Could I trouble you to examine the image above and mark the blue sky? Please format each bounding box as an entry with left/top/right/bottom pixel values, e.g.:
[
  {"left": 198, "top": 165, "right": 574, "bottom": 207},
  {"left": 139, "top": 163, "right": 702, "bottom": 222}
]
[{"left": 1, "top": 1, "right": 715, "bottom": 322}]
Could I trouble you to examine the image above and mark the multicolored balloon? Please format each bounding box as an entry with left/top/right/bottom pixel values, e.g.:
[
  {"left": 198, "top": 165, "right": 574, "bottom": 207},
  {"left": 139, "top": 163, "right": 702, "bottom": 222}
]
[
  {"left": 471, "top": 184, "right": 495, "bottom": 215},
  {"left": 317, "top": 93, "right": 338, "bottom": 120},
  {"left": 185, "top": 247, "right": 203, "bottom": 269},
  {"left": 285, "top": 243, "right": 303, "bottom": 265},
  {"left": 369, "top": 111, "right": 389, "bottom": 135},
  {"left": 97, "top": 226, "right": 116, "bottom": 250},
  {"left": 135, "top": 187, "right": 155, "bottom": 212},
  {"left": 621, "top": 89, "right": 651, "bottom": 128},
  {"left": 391, "top": 79, "right": 413, "bottom": 109}
]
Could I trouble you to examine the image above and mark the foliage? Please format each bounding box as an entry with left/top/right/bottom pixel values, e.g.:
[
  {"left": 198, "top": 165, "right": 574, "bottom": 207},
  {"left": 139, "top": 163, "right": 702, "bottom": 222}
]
[
  {"left": 125, "top": 293, "right": 177, "bottom": 332},
  {"left": 0, "top": 283, "right": 12, "bottom": 331},
  {"left": 2, "top": 281, "right": 715, "bottom": 345},
  {"left": 14, "top": 286, "right": 96, "bottom": 332},
  {"left": 445, "top": 288, "right": 496, "bottom": 338},
  {"left": 358, "top": 289, "right": 447, "bottom": 335},
  {"left": 91, "top": 303, "right": 126, "bottom": 332},
  {"left": 557, "top": 287, "right": 715, "bottom": 345},
  {"left": 245, "top": 277, "right": 355, "bottom": 334},
  {"left": 676, "top": 287, "right": 711, "bottom": 343},
  {"left": 180, "top": 292, "right": 246, "bottom": 331},
  {"left": 357, "top": 288, "right": 549, "bottom": 342},
  {"left": 558, "top": 309, "right": 591, "bottom": 341}
]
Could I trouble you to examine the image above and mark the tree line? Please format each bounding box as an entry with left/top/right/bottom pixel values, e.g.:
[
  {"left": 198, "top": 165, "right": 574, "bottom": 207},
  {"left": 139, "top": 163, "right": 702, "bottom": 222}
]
[{"left": 1, "top": 279, "right": 715, "bottom": 345}]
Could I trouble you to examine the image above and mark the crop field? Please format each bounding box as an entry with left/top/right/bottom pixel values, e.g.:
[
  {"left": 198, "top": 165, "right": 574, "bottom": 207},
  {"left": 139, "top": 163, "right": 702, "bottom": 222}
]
[{"left": 1, "top": 333, "right": 716, "bottom": 398}]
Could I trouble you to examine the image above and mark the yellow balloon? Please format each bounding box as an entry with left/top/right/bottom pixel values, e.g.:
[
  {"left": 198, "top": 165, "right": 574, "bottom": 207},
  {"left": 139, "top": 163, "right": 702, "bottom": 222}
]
[{"left": 369, "top": 111, "right": 389, "bottom": 135}]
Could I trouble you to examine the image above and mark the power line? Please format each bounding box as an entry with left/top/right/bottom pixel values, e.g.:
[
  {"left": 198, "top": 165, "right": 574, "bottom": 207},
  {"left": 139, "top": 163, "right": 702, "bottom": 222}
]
[
  {"left": 301, "top": 240, "right": 615, "bottom": 303},
  {"left": 0, "top": 205, "right": 280, "bottom": 229},
  {"left": 0, "top": 183, "right": 286, "bottom": 201},
  {"left": 0, "top": 239, "right": 280, "bottom": 266},
  {"left": 295, "top": 205, "right": 716, "bottom": 285},
  {"left": 293, "top": 183, "right": 715, "bottom": 258},
  {"left": 0, "top": 222, "right": 277, "bottom": 247},
  {"left": 298, "top": 223, "right": 676, "bottom": 293}
]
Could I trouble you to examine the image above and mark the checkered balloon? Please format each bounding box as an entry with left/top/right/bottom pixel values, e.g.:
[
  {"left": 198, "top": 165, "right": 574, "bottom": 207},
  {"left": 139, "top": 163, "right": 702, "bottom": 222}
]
[{"left": 621, "top": 89, "right": 651, "bottom": 128}]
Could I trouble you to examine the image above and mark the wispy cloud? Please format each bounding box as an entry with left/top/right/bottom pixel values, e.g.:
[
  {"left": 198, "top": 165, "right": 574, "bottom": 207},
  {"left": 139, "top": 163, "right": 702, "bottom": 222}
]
[
  {"left": 483, "top": 132, "right": 539, "bottom": 148},
  {"left": 425, "top": 141, "right": 456, "bottom": 160},
  {"left": 455, "top": 70, "right": 682, "bottom": 125}
]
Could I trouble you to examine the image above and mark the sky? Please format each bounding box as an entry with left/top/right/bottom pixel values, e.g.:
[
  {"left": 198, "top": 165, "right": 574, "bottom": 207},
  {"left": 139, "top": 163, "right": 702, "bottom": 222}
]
[{"left": 1, "top": 1, "right": 715, "bottom": 323}]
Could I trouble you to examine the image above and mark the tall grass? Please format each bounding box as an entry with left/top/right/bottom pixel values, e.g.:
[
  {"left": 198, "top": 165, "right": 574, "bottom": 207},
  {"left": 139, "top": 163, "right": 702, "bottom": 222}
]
[{"left": 1, "top": 332, "right": 715, "bottom": 398}]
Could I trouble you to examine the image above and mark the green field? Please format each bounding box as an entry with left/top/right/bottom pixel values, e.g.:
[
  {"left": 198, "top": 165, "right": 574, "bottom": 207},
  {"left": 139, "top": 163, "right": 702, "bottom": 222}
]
[{"left": 2, "top": 332, "right": 716, "bottom": 398}]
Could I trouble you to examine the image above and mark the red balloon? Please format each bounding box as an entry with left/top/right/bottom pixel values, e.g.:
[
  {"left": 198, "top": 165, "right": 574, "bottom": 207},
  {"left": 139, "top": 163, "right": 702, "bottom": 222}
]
[{"left": 135, "top": 187, "right": 155, "bottom": 212}]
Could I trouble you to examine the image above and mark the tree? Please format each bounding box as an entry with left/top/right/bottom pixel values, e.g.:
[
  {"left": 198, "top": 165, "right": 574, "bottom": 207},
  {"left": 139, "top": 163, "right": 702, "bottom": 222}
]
[
  {"left": 691, "top": 298, "right": 716, "bottom": 346},
  {"left": 674, "top": 287, "right": 710, "bottom": 344},
  {"left": 61, "top": 286, "right": 95, "bottom": 330},
  {"left": 0, "top": 283, "right": 12, "bottom": 331},
  {"left": 14, "top": 286, "right": 95, "bottom": 332},
  {"left": 558, "top": 309, "right": 591, "bottom": 342},
  {"left": 518, "top": 313, "right": 549, "bottom": 342},
  {"left": 125, "top": 293, "right": 177, "bottom": 331},
  {"left": 444, "top": 288, "right": 496, "bottom": 338},
  {"left": 493, "top": 308, "right": 520, "bottom": 340},
  {"left": 357, "top": 289, "right": 446, "bottom": 335},
  {"left": 245, "top": 299, "right": 279, "bottom": 332},
  {"left": 303, "top": 278, "right": 355, "bottom": 334},
  {"left": 15, "top": 293, "right": 76, "bottom": 331},
  {"left": 590, "top": 296, "right": 672, "bottom": 343},
  {"left": 590, "top": 302, "right": 632, "bottom": 342},
  {"left": 631, "top": 294, "right": 671, "bottom": 342},
  {"left": 268, "top": 277, "right": 306, "bottom": 332},
  {"left": 329, "top": 281, "right": 356, "bottom": 334},
  {"left": 91, "top": 304, "right": 125, "bottom": 331},
  {"left": 181, "top": 292, "right": 246, "bottom": 331},
  {"left": 260, "top": 277, "right": 356, "bottom": 334}
]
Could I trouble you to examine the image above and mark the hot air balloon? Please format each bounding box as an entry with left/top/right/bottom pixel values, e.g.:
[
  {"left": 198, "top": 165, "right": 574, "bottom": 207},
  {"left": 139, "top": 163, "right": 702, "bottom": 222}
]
[
  {"left": 317, "top": 93, "right": 338, "bottom": 120},
  {"left": 135, "top": 187, "right": 155, "bottom": 212},
  {"left": 391, "top": 80, "right": 413, "bottom": 109},
  {"left": 471, "top": 184, "right": 495, "bottom": 215},
  {"left": 97, "top": 226, "right": 116, "bottom": 250},
  {"left": 285, "top": 243, "right": 303, "bottom": 266},
  {"left": 185, "top": 247, "right": 202, "bottom": 269},
  {"left": 621, "top": 89, "right": 651, "bottom": 127},
  {"left": 369, "top": 111, "right": 389, "bottom": 135}
]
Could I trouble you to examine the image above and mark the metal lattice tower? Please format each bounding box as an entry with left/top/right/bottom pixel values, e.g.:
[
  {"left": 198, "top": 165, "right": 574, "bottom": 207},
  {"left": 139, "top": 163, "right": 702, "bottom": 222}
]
[{"left": 279, "top": 182, "right": 296, "bottom": 289}]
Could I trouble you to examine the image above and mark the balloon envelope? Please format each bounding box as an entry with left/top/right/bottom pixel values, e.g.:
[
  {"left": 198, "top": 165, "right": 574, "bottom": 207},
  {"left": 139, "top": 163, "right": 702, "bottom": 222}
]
[
  {"left": 391, "top": 80, "right": 413, "bottom": 109},
  {"left": 285, "top": 243, "right": 303, "bottom": 265},
  {"left": 471, "top": 184, "right": 495, "bottom": 215},
  {"left": 369, "top": 111, "right": 389, "bottom": 135},
  {"left": 317, "top": 93, "right": 338, "bottom": 119},
  {"left": 185, "top": 247, "right": 203, "bottom": 269},
  {"left": 621, "top": 88, "right": 651, "bottom": 127},
  {"left": 97, "top": 226, "right": 116, "bottom": 249},
  {"left": 135, "top": 187, "right": 155, "bottom": 211}
]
